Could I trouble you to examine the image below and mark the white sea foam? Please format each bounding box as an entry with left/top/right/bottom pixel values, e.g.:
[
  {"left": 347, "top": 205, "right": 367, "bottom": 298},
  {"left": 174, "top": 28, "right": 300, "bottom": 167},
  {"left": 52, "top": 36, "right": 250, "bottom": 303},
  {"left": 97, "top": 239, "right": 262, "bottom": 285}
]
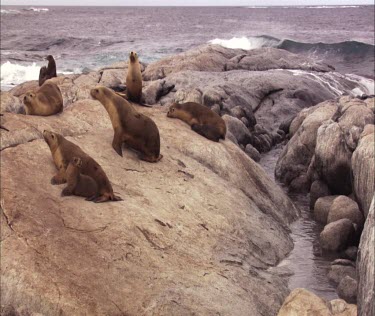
[
  {"left": 0, "top": 61, "right": 81, "bottom": 90},
  {"left": 25, "top": 7, "right": 49, "bottom": 12},
  {"left": 209, "top": 36, "right": 278, "bottom": 50},
  {"left": 1, "top": 9, "right": 20, "bottom": 14}
]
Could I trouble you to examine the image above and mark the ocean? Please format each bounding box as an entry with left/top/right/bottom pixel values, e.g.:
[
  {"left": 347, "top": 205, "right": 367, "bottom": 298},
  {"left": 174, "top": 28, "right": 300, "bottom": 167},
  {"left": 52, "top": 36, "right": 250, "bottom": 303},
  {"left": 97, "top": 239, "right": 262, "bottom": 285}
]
[{"left": 1, "top": 5, "right": 374, "bottom": 90}]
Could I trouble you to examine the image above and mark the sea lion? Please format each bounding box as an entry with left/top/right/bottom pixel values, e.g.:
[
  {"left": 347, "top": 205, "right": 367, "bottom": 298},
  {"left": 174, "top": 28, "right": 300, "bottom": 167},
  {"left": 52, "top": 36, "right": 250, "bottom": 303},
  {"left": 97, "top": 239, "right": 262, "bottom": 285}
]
[
  {"left": 62, "top": 157, "right": 99, "bottom": 198},
  {"left": 126, "top": 51, "right": 142, "bottom": 103},
  {"left": 39, "top": 55, "right": 57, "bottom": 86},
  {"left": 43, "top": 130, "right": 122, "bottom": 203},
  {"left": 23, "top": 82, "right": 63, "bottom": 116},
  {"left": 90, "top": 86, "right": 162, "bottom": 162},
  {"left": 167, "top": 102, "right": 226, "bottom": 142}
]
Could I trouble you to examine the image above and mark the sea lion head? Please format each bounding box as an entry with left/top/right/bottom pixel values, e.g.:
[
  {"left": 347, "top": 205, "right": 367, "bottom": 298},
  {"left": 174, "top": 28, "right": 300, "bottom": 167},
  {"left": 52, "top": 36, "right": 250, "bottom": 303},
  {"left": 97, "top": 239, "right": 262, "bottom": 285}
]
[
  {"left": 43, "top": 130, "right": 62, "bottom": 151},
  {"left": 71, "top": 157, "right": 83, "bottom": 168},
  {"left": 46, "top": 55, "right": 54, "bottom": 62},
  {"left": 90, "top": 86, "right": 110, "bottom": 102},
  {"left": 167, "top": 103, "right": 182, "bottom": 118},
  {"left": 23, "top": 92, "right": 36, "bottom": 107},
  {"left": 129, "top": 51, "right": 138, "bottom": 63}
]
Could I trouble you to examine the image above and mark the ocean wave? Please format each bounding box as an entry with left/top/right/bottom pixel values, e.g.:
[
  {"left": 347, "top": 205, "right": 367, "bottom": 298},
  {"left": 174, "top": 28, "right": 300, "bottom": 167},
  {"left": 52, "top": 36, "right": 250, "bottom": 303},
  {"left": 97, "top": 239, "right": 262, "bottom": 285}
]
[
  {"left": 24, "top": 7, "right": 49, "bottom": 12},
  {"left": 0, "top": 61, "right": 80, "bottom": 89},
  {"left": 304, "top": 5, "right": 360, "bottom": 9},
  {"left": 1, "top": 9, "right": 20, "bottom": 14},
  {"left": 209, "top": 36, "right": 279, "bottom": 50}
]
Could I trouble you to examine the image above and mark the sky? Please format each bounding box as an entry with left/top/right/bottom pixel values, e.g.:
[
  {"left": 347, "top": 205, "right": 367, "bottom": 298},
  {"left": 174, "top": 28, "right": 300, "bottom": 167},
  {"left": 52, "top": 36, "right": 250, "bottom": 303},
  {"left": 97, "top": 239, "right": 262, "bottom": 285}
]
[{"left": 1, "top": 0, "right": 373, "bottom": 5}]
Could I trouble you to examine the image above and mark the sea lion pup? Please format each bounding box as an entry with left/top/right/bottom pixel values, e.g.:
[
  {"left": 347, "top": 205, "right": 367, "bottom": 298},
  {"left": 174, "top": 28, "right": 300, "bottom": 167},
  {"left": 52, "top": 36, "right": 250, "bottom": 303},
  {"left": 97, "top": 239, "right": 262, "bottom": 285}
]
[
  {"left": 43, "top": 130, "right": 122, "bottom": 203},
  {"left": 23, "top": 82, "right": 63, "bottom": 116},
  {"left": 167, "top": 102, "right": 226, "bottom": 142},
  {"left": 39, "top": 55, "right": 57, "bottom": 86},
  {"left": 126, "top": 51, "right": 142, "bottom": 103},
  {"left": 62, "top": 157, "right": 99, "bottom": 198},
  {"left": 90, "top": 86, "right": 162, "bottom": 162}
]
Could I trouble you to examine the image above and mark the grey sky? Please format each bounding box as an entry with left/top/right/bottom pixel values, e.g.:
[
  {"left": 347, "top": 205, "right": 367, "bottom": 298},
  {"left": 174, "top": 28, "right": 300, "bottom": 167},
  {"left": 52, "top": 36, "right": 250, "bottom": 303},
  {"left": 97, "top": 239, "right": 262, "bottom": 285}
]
[{"left": 1, "top": 0, "right": 374, "bottom": 6}]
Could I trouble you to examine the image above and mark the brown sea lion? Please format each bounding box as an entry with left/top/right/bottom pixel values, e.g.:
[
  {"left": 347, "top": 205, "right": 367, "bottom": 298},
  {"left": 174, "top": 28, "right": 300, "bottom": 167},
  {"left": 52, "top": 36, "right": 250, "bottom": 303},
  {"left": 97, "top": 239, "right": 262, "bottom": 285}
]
[
  {"left": 62, "top": 157, "right": 99, "bottom": 198},
  {"left": 39, "top": 55, "right": 57, "bottom": 86},
  {"left": 43, "top": 130, "right": 122, "bottom": 203},
  {"left": 167, "top": 102, "right": 226, "bottom": 142},
  {"left": 126, "top": 51, "right": 142, "bottom": 103},
  {"left": 90, "top": 86, "right": 162, "bottom": 162},
  {"left": 23, "top": 82, "right": 63, "bottom": 116}
]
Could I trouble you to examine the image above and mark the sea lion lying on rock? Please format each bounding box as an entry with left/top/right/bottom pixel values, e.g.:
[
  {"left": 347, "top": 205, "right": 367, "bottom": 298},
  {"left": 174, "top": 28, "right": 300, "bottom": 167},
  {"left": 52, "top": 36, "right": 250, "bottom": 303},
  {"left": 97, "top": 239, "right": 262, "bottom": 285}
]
[
  {"left": 167, "top": 102, "right": 226, "bottom": 142},
  {"left": 62, "top": 157, "right": 99, "bottom": 198},
  {"left": 91, "top": 86, "right": 163, "bottom": 162},
  {"left": 23, "top": 82, "right": 63, "bottom": 116},
  {"left": 43, "top": 130, "right": 122, "bottom": 203},
  {"left": 39, "top": 55, "right": 57, "bottom": 86}
]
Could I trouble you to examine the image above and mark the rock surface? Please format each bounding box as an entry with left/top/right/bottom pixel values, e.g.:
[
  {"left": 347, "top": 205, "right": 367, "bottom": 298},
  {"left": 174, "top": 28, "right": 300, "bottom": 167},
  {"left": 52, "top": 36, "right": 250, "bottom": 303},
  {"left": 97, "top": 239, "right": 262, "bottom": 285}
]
[
  {"left": 310, "top": 180, "right": 331, "bottom": 209},
  {"left": 0, "top": 100, "right": 299, "bottom": 315},
  {"left": 314, "top": 196, "right": 338, "bottom": 224},
  {"left": 328, "top": 262, "right": 357, "bottom": 285},
  {"left": 337, "top": 276, "right": 357, "bottom": 304},
  {"left": 277, "top": 288, "right": 357, "bottom": 316},
  {"left": 357, "top": 197, "right": 375, "bottom": 316},
  {"left": 328, "top": 196, "right": 364, "bottom": 228}
]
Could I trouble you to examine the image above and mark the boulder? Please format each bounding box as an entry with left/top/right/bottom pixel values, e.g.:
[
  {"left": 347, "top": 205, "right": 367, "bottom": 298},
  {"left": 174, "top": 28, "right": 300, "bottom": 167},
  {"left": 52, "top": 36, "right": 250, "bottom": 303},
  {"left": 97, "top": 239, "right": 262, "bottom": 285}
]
[
  {"left": 222, "top": 114, "right": 251, "bottom": 145},
  {"left": 352, "top": 125, "right": 375, "bottom": 217},
  {"left": 357, "top": 198, "right": 374, "bottom": 316},
  {"left": 344, "top": 247, "right": 358, "bottom": 261},
  {"left": 328, "top": 262, "right": 357, "bottom": 284},
  {"left": 245, "top": 144, "right": 261, "bottom": 162},
  {"left": 328, "top": 196, "right": 364, "bottom": 228},
  {"left": 329, "top": 299, "right": 357, "bottom": 316},
  {"left": 0, "top": 101, "right": 299, "bottom": 316},
  {"left": 337, "top": 276, "right": 357, "bottom": 304},
  {"left": 320, "top": 219, "right": 355, "bottom": 251},
  {"left": 310, "top": 180, "right": 331, "bottom": 209},
  {"left": 314, "top": 196, "right": 338, "bottom": 224}
]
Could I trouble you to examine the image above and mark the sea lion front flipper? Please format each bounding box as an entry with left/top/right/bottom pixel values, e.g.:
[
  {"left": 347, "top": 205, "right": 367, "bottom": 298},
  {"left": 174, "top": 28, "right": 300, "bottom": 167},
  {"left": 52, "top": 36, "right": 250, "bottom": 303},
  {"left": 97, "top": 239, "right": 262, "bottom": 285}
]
[
  {"left": 51, "top": 169, "right": 67, "bottom": 185},
  {"left": 112, "top": 130, "right": 123, "bottom": 157},
  {"left": 61, "top": 186, "right": 73, "bottom": 196}
]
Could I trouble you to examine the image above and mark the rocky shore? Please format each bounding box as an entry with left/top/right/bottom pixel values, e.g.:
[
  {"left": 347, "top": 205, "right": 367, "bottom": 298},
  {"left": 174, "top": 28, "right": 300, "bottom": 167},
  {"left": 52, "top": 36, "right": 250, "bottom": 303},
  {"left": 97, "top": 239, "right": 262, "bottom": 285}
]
[{"left": 1, "top": 44, "right": 374, "bottom": 315}]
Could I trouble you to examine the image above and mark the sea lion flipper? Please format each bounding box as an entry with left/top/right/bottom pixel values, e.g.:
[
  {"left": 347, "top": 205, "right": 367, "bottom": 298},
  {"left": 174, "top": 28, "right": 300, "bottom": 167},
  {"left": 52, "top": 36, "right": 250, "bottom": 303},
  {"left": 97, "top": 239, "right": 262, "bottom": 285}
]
[
  {"left": 61, "top": 186, "right": 73, "bottom": 196},
  {"left": 112, "top": 132, "right": 123, "bottom": 157},
  {"left": 191, "top": 124, "right": 221, "bottom": 142},
  {"left": 93, "top": 193, "right": 122, "bottom": 203},
  {"left": 51, "top": 171, "right": 67, "bottom": 185}
]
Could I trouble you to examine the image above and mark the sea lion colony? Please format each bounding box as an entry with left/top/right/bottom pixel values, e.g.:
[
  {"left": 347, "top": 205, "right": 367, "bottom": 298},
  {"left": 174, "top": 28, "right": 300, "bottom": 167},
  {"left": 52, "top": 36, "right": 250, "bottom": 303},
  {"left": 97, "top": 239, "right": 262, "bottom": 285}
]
[{"left": 1, "top": 53, "right": 227, "bottom": 202}]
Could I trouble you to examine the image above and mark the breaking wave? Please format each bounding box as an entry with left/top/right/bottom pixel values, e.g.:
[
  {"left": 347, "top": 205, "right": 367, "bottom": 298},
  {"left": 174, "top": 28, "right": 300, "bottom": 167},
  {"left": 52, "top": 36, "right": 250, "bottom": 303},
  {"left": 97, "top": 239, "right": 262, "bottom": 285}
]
[{"left": 209, "top": 36, "right": 280, "bottom": 50}]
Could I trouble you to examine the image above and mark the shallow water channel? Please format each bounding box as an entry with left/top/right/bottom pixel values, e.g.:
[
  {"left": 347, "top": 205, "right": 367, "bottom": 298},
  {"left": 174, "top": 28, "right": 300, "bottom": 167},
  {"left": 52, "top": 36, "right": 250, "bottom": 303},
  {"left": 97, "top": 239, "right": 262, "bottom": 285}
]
[{"left": 260, "top": 146, "right": 339, "bottom": 300}]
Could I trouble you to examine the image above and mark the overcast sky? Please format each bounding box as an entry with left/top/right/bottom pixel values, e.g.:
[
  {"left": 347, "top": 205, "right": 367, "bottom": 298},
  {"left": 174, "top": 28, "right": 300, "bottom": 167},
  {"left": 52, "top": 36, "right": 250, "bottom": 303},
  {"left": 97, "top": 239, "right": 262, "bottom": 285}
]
[{"left": 1, "top": 0, "right": 373, "bottom": 5}]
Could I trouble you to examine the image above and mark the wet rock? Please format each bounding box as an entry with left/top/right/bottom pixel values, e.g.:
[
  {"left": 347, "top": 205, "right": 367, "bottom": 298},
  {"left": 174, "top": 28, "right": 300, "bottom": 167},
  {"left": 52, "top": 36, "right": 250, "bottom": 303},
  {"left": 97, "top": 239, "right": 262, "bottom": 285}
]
[
  {"left": 320, "top": 219, "right": 355, "bottom": 251},
  {"left": 314, "top": 195, "right": 338, "bottom": 224},
  {"left": 222, "top": 114, "right": 251, "bottom": 145},
  {"left": 357, "top": 198, "right": 374, "bottom": 316},
  {"left": 337, "top": 276, "right": 357, "bottom": 304},
  {"left": 328, "top": 262, "right": 357, "bottom": 284},
  {"left": 328, "top": 196, "right": 364, "bottom": 227},
  {"left": 289, "top": 174, "right": 310, "bottom": 193},
  {"left": 352, "top": 124, "right": 375, "bottom": 217},
  {"left": 310, "top": 180, "right": 331, "bottom": 209},
  {"left": 245, "top": 144, "right": 261, "bottom": 162}
]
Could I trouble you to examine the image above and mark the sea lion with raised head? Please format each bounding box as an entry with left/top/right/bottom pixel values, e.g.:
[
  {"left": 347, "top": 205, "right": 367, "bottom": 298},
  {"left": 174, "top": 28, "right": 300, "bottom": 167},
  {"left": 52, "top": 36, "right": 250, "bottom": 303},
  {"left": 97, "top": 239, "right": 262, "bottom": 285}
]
[
  {"left": 167, "top": 102, "right": 226, "bottom": 142},
  {"left": 23, "top": 82, "right": 63, "bottom": 116},
  {"left": 39, "top": 55, "right": 57, "bottom": 86},
  {"left": 90, "top": 86, "right": 162, "bottom": 162},
  {"left": 43, "top": 130, "right": 122, "bottom": 203},
  {"left": 62, "top": 157, "right": 99, "bottom": 198},
  {"left": 126, "top": 51, "right": 142, "bottom": 103}
]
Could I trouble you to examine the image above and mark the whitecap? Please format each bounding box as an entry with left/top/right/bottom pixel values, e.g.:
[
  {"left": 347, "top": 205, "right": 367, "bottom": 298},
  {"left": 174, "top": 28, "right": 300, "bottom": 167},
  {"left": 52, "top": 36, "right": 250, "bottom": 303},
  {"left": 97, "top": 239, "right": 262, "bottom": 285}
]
[
  {"left": 209, "top": 36, "right": 279, "bottom": 50},
  {"left": 25, "top": 7, "right": 49, "bottom": 12}
]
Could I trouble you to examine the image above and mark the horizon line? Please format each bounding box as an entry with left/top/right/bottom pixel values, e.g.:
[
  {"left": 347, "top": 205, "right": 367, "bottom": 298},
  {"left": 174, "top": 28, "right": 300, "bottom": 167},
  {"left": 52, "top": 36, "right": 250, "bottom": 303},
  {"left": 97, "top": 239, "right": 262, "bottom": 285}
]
[{"left": 1, "top": 3, "right": 374, "bottom": 6}]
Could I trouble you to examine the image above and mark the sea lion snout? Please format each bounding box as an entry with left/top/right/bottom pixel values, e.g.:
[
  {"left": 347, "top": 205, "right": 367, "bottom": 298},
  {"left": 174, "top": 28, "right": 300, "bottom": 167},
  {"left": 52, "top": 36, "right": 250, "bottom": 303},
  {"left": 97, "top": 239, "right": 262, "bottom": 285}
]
[{"left": 90, "top": 88, "right": 100, "bottom": 99}]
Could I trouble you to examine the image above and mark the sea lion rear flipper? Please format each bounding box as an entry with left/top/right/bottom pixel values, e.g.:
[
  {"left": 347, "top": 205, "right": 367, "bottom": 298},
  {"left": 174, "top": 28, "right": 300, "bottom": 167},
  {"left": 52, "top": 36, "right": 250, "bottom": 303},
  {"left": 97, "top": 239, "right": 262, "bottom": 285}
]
[{"left": 93, "top": 193, "right": 122, "bottom": 203}]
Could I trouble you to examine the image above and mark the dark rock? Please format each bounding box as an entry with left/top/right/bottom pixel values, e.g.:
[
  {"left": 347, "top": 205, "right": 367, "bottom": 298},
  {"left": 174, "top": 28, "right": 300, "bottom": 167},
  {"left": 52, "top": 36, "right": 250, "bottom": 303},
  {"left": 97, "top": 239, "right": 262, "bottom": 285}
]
[
  {"left": 279, "top": 116, "right": 295, "bottom": 134},
  {"left": 211, "top": 104, "right": 221, "bottom": 115},
  {"left": 344, "top": 247, "right": 358, "bottom": 261},
  {"left": 320, "top": 219, "right": 355, "bottom": 251},
  {"left": 289, "top": 175, "right": 310, "bottom": 193},
  {"left": 245, "top": 144, "right": 261, "bottom": 162},
  {"left": 222, "top": 115, "right": 251, "bottom": 145},
  {"left": 337, "top": 276, "right": 357, "bottom": 304},
  {"left": 310, "top": 180, "right": 331, "bottom": 210},
  {"left": 314, "top": 196, "right": 338, "bottom": 224},
  {"left": 328, "top": 263, "right": 357, "bottom": 284}
]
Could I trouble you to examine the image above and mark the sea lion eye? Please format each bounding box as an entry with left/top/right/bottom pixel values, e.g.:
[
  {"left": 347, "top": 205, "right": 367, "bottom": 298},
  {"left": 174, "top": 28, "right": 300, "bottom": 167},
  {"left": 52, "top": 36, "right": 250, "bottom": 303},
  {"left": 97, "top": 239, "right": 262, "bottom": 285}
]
[{"left": 51, "top": 134, "right": 55, "bottom": 139}]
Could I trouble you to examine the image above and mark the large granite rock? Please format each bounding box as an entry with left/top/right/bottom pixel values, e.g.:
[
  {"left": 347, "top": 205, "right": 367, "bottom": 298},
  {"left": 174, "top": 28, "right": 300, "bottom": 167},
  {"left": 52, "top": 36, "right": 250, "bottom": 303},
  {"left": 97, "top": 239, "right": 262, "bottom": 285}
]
[
  {"left": 314, "top": 195, "right": 338, "bottom": 224},
  {"left": 320, "top": 219, "right": 355, "bottom": 251},
  {"left": 357, "top": 198, "right": 375, "bottom": 316},
  {"left": 0, "top": 101, "right": 299, "bottom": 315},
  {"left": 277, "top": 288, "right": 357, "bottom": 316},
  {"left": 328, "top": 196, "right": 364, "bottom": 228},
  {"left": 337, "top": 276, "right": 357, "bottom": 304},
  {"left": 352, "top": 124, "right": 375, "bottom": 217}
]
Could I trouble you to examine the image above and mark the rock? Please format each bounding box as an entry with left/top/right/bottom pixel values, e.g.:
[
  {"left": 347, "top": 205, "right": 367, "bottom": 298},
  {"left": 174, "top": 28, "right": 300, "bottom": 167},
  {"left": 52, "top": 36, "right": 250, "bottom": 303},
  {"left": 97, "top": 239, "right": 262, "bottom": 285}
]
[
  {"left": 344, "top": 247, "right": 358, "bottom": 261},
  {"left": 289, "top": 174, "right": 310, "bottom": 193},
  {"left": 0, "top": 92, "right": 25, "bottom": 114},
  {"left": 142, "top": 79, "right": 175, "bottom": 105},
  {"left": 328, "top": 263, "right": 357, "bottom": 284},
  {"left": 314, "top": 196, "right": 338, "bottom": 224},
  {"left": 278, "top": 116, "right": 295, "bottom": 134},
  {"left": 320, "top": 219, "right": 355, "bottom": 251},
  {"left": 352, "top": 124, "right": 375, "bottom": 217},
  {"left": 329, "top": 299, "right": 357, "bottom": 316},
  {"left": 331, "top": 259, "right": 356, "bottom": 267},
  {"left": 277, "top": 288, "right": 331, "bottom": 316},
  {"left": 174, "top": 88, "right": 202, "bottom": 104},
  {"left": 211, "top": 104, "right": 221, "bottom": 115},
  {"left": 310, "top": 180, "right": 331, "bottom": 209},
  {"left": 222, "top": 114, "right": 251, "bottom": 145},
  {"left": 337, "top": 276, "right": 357, "bottom": 304},
  {"left": 357, "top": 198, "right": 374, "bottom": 316},
  {"left": 245, "top": 144, "right": 261, "bottom": 162},
  {"left": 0, "top": 101, "right": 299, "bottom": 315},
  {"left": 328, "top": 196, "right": 364, "bottom": 227}
]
